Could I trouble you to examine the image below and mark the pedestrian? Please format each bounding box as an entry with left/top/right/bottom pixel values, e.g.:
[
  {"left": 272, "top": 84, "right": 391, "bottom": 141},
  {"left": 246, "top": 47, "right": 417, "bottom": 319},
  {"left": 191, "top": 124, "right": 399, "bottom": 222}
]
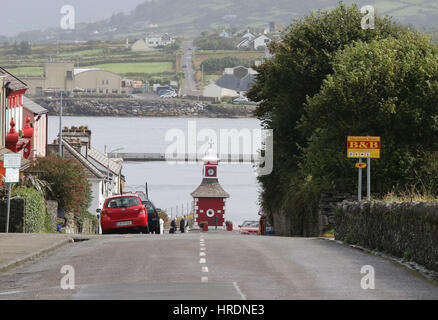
[
  {"left": 170, "top": 219, "right": 176, "bottom": 234},
  {"left": 180, "top": 216, "right": 185, "bottom": 233},
  {"left": 185, "top": 215, "right": 190, "bottom": 233}
]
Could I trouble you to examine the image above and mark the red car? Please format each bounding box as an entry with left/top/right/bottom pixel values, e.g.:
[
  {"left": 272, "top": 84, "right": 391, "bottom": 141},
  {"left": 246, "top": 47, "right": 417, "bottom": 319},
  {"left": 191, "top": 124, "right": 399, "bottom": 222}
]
[
  {"left": 238, "top": 220, "right": 259, "bottom": 235},
  {"left": 98, "top": 194, "right": 148, "bottom": 234}
]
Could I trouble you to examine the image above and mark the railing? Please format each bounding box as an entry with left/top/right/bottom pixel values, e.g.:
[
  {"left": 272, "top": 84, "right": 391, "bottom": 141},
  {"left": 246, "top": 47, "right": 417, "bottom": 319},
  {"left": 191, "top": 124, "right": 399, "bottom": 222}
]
[{"left": 109, "top": 152, "right": 259, "bottom": 163}]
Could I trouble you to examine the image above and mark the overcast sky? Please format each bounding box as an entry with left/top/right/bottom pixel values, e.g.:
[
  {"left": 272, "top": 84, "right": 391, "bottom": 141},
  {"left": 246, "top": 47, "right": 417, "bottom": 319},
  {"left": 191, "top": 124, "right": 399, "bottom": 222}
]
[{"left": 0, "top": 0, "right": 147, "bottom": 36}]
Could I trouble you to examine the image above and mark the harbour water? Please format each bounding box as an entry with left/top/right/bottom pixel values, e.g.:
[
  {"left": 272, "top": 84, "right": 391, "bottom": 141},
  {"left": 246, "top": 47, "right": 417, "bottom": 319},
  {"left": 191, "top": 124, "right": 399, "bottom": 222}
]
[{"left": 48, "top": 116, "right": 262, "bottom": 225}]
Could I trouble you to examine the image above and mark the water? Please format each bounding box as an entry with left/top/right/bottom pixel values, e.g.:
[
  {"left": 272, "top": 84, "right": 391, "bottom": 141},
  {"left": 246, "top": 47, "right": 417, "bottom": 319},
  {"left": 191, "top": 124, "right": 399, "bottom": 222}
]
[{"left": 48, "top": 116, "right": 262, "bottom": 225}]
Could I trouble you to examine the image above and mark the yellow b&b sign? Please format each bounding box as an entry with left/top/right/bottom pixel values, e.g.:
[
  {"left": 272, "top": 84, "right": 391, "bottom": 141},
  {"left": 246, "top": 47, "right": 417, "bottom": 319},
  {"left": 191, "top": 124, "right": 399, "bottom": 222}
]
[{"left": 347, "top": 136, "right": 380, "bottom": 159}]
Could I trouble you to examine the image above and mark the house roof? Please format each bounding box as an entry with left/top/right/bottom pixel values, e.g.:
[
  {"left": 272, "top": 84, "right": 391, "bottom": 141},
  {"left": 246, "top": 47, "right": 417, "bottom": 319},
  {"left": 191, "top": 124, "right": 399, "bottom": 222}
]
[
  {"left": 0, "top": 67, "right": 28, "bottom": 92},
  {"left": 61, "top": 139, "right": 105, "bottom": 179},
  {"left": 23, "top": 96, "right": 48, "bottom": 115},
  {"left": 191, "top": 178, "right": 230, "bottom": 198},
  {"left": 74, "top": 68, "right": 100, "bottom": 76},
  {"left": 216, "top": 74, "right": 241, "bottom": 91},
  {"left": 87, "top": 147, "right": 123, "bottom": 175}
]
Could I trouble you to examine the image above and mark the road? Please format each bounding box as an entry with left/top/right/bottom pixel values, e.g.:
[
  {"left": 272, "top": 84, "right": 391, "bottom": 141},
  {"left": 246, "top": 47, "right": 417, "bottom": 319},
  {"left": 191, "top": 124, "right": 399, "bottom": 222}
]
[
  {"left": 0, "top": 232, "right": 437, "bottom": 300},
  {"left": 181, "top": 40, "right": 201, "bottom": 97}
]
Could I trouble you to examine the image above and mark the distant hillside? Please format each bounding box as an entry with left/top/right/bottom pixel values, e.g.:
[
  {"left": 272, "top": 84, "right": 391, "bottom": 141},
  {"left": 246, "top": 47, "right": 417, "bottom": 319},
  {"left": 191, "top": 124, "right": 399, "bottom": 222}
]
[{"left": 5, "top": 0, "right": 438, "bottom": 43}]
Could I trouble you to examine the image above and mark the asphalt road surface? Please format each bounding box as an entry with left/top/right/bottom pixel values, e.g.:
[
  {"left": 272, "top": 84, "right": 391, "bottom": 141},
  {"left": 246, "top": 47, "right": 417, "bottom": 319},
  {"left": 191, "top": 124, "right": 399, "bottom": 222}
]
[
  {"left": 181, "top": 40, "right": 201, "bottom": 97},
  {"left": 0, "top": 232, "right": 437, "bottom": 300}
]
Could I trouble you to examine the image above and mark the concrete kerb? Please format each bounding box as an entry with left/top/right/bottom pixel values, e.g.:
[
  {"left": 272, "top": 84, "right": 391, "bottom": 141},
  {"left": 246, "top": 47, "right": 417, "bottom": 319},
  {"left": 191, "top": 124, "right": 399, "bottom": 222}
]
[{"left": 0, "top": 236, "right": 75, "bottom": 274}]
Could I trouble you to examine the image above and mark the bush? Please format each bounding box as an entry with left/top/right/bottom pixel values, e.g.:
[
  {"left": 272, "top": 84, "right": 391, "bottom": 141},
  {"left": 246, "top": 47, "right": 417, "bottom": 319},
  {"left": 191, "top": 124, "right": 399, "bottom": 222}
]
[
  {"left": 12, "top": 187, "right": 45, "bottom": 233},
  {"left": 31, "top": 156, "right": 92, "bottom": 216}
]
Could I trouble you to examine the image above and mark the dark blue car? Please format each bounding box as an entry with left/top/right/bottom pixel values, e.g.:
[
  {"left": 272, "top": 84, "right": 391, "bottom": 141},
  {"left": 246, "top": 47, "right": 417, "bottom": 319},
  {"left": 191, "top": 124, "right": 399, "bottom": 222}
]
[{"left": 142, "top": 200, "right": 160, "bottom": 234}]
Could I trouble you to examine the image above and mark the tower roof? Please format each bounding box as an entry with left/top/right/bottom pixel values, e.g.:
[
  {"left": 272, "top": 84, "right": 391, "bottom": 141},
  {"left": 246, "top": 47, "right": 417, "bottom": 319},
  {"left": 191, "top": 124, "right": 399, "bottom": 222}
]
[{"left": 191, "top": 178, "right": 230, "bottom": 198}]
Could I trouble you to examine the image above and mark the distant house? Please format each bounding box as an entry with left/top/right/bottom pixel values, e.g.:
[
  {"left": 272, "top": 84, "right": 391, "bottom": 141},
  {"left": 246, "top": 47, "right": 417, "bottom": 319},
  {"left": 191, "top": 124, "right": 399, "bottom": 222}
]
[
  {"left": 236, "top": 38, "right": 251, "bottom": 49},
  {"left": 203, "top": 81, "right": 239, "bottom": 99},
  {"left": 253, "top": 35, "right": 272, "bottom": 49},
  {"left": 203, "top": 66, "right": 258, "bottom": 99},
  {"left": 219, "top": 30, "right": 231, "bottom": 38},
  {"left": 241, "top": 31, "right": 256, "bottom": 40},
  {"left": 131, "top": 39, "right": 151, "bottom": 52},
  {"left": 145, "top": 33, "right": 175, "bottom": 48}
]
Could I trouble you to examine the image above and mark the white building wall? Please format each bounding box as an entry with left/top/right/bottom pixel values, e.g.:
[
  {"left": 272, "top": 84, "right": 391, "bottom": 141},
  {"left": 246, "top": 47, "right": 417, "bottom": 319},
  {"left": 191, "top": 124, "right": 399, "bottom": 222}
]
[{"left": 90, "top": 179, "right": 105, "bottom": 216}]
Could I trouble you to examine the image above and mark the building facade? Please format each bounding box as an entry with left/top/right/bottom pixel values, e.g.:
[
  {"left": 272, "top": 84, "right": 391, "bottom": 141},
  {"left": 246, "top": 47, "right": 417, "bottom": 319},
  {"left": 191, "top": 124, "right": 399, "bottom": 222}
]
[{"left": 21, "top": 62, "right": 122, "bottom": 96}]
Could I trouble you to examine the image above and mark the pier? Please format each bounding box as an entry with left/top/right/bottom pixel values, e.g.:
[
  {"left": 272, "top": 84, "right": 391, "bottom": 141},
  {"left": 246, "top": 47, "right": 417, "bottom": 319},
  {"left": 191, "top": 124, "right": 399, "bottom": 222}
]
[{"left": 108, "top": 153, "right": 259, "bottom": 163}]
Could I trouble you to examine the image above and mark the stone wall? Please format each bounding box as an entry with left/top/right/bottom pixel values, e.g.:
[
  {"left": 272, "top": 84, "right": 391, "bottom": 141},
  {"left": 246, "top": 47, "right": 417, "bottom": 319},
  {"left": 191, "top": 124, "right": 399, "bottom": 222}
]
[
  {"left": 318, "top": 193, "right": 353, "bottom": 235},
  {"left": 271, "top": 192, "right": 352, "bottom": 237},
  {"left": 46, "top": 200, "right": 58, "bottom": 232},
  {"left": 0, "top": 199, "right": 26, "bottom": 233},
  {"left": 33, "top": 98, "right": 255, "bottom": 118},
  {"left": 335, "top": 201, "right": 438, "bottom": 271}
]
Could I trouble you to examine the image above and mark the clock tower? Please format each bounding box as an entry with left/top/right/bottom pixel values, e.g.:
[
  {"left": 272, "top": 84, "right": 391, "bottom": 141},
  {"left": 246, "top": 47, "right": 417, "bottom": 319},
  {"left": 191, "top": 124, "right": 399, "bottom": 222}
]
[{"left": 191, "top": 141, "right": 230, "bottom": 230}]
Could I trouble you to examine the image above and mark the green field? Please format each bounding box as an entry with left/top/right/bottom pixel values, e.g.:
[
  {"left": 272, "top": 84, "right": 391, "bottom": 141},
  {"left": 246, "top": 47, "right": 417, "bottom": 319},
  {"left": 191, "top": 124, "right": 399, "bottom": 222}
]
[
  {"left": 0, "top": 41, "right": 180, "bottom": 82},
  {"left": 89, "top": 62, "right": 174, "bottom": 75}
]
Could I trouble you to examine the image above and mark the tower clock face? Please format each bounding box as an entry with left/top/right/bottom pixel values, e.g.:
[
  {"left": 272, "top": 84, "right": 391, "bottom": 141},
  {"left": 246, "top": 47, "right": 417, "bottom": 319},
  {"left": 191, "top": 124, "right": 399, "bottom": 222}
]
[{"left": 206, "top": 168, "right": 216, "bottom": 177}]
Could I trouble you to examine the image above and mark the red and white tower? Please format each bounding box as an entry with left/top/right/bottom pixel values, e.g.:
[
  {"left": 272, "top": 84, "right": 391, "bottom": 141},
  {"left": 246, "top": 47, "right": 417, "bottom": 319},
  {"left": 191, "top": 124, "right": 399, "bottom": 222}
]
[{"left": 191, "top": 142, "right": 230, "bottom": 230}]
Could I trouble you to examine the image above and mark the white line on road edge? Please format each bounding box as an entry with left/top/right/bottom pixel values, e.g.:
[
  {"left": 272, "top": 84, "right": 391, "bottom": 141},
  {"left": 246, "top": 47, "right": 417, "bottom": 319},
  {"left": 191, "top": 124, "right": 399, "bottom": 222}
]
[
  {"left": 202, "top": 266, "right": 209, "bottom": 273},
  {"left": 202, "top": 277, "right": 209, "bottom": 283},
  {"left": 200, "top": 247, "right": 206, "bottom": 251},
  {"left": 200, "top": 258, "right": 206, "bottom": 264},
  {"left": 200, "top": 252, "right": 206, "bottom": 256},
  {"left": 233, "top": 282, "right": 247, "bottom": 300}
]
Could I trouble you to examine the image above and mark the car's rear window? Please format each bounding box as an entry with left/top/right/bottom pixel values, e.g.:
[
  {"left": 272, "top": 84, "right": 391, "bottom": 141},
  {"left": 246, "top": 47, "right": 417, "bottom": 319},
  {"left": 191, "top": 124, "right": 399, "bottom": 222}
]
[{"left": 106, "top": 197, "right": 140, "bottom": 208}]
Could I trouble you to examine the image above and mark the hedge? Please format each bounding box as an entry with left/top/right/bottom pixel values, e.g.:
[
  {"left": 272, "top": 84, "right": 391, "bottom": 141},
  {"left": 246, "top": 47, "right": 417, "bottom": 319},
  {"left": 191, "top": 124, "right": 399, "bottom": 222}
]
[{"left": 12, "top": 187, "right": 46, "bottom": 233}]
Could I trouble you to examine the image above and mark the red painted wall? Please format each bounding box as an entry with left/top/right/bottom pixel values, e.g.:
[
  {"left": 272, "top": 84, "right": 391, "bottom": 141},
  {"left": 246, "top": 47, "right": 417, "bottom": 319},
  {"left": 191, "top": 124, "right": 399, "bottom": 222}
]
[{"left": 195, "top": 197, "right": 226, "bottom": 227}]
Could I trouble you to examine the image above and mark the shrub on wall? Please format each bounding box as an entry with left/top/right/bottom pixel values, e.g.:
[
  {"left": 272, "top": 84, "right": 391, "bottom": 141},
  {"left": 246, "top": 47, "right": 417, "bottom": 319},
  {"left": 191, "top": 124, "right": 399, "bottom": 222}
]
[
  {"left": 12, "top": 187, "right": 45, "bottom": 233},
  {"left": 31, "top": 156, "right": 92, "bottom": 216}
]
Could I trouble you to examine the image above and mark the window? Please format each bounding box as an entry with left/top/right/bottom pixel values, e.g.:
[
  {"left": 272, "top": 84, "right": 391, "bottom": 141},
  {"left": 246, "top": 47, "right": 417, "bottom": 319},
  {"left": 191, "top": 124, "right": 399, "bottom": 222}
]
[
  {"left": 106, "top": 197, "right": 140, "bottom": 209},
  {"left": 66, "top": 71, "right": 73, "bottom": 79}
]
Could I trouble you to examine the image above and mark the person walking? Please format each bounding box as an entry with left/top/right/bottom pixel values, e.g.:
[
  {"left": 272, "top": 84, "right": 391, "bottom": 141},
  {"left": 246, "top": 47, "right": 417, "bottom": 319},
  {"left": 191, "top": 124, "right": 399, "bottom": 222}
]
[
  {"left": 180, "top": 216, "right": 185, "bottom": 233},
  {"left": 170, "top": 219, "right": 177, "bottom": 234}
]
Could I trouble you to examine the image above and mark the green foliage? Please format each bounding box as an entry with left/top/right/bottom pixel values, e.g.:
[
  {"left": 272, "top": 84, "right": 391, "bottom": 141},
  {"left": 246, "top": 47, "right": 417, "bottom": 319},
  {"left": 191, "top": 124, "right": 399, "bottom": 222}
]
[
  {"left": 194, "top": 36, "right": 236, "bottom": 51},
  {"left": 301, "top": 32, "right": 438, "bottom": 194},
  {"left": 12, "top": 187, "right": 45, "bottom": 233},
  {"left": 31, "top": 156, "right": 92, "bottom": 216},
  {"left": 247, "top": 2, "right": 409, "bottom": 235},
  {"left": 44, "top": 211, "right": 55, "bottom": 233},
  {"left": 201, "top": 56, "right": 254, "bottom": 73}
]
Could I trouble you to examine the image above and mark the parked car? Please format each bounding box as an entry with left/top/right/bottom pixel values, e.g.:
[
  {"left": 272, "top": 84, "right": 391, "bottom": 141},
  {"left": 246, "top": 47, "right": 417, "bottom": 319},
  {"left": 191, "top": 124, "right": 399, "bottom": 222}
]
[
  {"left": 142, "top": 199, "right": 161, "bottom": 234},
  {"left": 98, "top": 194, "right": 148, "bottom": 234},
  {"left": 238, "top": 220, "right": 259, "bottom": 235},
  {"left": 232, "top": 96, "right": 249, "bottom": 104}
]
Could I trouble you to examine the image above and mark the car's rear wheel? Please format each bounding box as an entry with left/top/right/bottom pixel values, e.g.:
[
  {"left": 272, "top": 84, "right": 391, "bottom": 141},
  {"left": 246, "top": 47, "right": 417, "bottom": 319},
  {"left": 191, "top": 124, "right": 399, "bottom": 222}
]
[{"left": 141, "top": 225, "right": 149, "bottom": 234}]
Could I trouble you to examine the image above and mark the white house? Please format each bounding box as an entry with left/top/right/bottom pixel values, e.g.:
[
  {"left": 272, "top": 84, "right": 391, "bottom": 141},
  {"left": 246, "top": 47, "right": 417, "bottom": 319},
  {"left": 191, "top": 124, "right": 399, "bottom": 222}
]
[
  {"left": 253, "top": 35, "right": 272, "bottom": 49},
  {"left": 145, "top": 33, "right": 175, "bottom": 48},
  {"left": 219, "top": 30, "right": 231, "bottom": 38},
  {"left": 203, "top": 81, "right": 239, "bottom": 99}
]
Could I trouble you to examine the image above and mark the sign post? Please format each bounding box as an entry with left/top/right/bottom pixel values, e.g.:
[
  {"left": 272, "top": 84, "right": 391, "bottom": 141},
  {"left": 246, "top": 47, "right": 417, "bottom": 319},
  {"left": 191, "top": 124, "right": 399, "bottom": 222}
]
[
  {"left": 347, "top": 136, "right": 380, "bottom": 201},
  {"left": 3, "top": 154, "right": 21, "bottom": 233}
]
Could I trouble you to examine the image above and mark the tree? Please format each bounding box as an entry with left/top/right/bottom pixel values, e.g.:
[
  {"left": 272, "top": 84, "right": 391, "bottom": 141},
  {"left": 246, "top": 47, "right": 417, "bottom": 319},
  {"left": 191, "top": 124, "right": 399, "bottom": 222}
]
[
  {"left": 300, "top": 33, "right": 438, "bottom": 194},
  {"left": 31, "top": 156, "right": 92, "bottom": 216},
  {"left": 246, "top": 2, "right": 407, "bottom": 235}
]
